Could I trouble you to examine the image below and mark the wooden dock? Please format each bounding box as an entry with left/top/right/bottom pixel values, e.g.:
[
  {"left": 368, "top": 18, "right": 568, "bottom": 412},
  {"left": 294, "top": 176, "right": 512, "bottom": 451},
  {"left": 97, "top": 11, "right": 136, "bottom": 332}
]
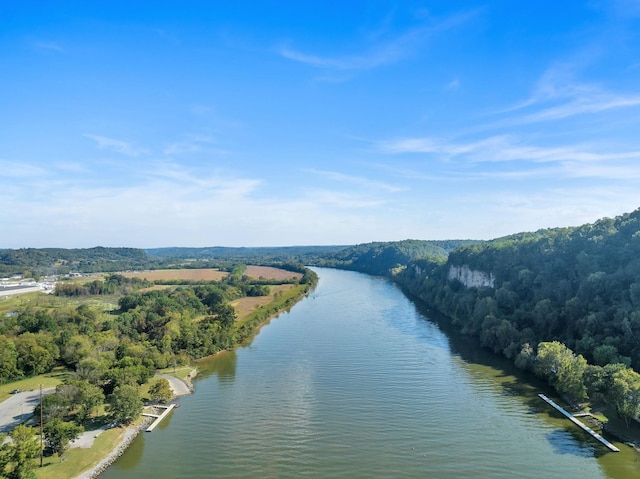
[
  {"left": 538, "top": 394, "right": 619, "bottom": 452},
  {"left": 144, "top": 404, "right": 176, "bottom": 432}
]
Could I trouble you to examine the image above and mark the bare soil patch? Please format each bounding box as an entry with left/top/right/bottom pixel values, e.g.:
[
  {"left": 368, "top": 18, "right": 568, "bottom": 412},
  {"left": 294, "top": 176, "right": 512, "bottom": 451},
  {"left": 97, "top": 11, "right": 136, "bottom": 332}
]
[
  {"left": 244, "top": 266, "right": 303, "bottom": 281},
  {"left": 122, "top": 269, "right": 228, "bottom": 282}
]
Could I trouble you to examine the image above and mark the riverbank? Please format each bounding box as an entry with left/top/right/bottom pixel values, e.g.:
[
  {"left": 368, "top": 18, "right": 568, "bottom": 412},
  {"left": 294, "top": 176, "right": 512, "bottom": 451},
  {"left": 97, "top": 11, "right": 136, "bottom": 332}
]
[
  {"left": 64, "top": 277, "right": 315, "bottom": 478},
  {"left": 72, "top": 419, "right": 151, "bottom": 479}
]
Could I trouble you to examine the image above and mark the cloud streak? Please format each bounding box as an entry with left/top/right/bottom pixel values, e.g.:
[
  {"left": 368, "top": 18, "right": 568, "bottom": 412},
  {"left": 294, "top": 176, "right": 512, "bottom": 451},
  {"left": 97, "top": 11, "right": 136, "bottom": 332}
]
[
  {"left": 280, "top": 10, "right": 478, "bottom": 71},
  {"left": 376, "top": 134, "right": 640, "bottom": 180},
  {"left": 306, "top": 168, "right": 407, "bottom": 192},
  {"left": 84, "top": 134, "right": 149, "bottom": 157}
]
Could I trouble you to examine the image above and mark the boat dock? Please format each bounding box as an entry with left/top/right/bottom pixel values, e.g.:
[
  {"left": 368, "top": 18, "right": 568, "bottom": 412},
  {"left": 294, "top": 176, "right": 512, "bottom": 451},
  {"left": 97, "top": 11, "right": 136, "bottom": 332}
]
[
  {"left": 538, "top": 394, "right": 619, "bottom": 452},
  {"left": 143, "top": 404, "right": 176, "bottom": 432}
]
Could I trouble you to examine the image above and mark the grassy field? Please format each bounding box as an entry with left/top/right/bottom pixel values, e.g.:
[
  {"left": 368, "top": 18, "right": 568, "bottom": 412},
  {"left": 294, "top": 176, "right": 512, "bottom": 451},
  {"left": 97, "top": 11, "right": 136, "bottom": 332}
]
[
  {"left": 0, "top": 369, "right": 68, "bottom": 402},
  {"left": 230, "top": 284, "right": 295, "bottom": 319},
  {"left": 34, "top": 418, "right": 145, "bottom": 479},
  {"left": 244, "top": 265, "right": 302, "bottom": 281},
  {"left": 122, "top": 268, "right": 228, "bottom": 282}
]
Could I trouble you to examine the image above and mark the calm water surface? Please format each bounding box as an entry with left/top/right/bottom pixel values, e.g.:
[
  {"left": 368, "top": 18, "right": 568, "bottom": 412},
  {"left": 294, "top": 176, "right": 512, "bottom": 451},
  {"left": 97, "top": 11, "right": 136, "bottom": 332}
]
[{"left": 103, "top": 268, "right": 640, "bottom": 478}]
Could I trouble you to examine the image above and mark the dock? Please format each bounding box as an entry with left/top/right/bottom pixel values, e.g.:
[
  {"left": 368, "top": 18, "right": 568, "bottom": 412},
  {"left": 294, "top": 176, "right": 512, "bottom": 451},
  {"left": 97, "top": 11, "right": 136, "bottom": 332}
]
[
  {"left": 144, "top": 404, "right": 176, "bottom": 432},
  {"left": 538, "top": 394, "right": 619, "bottom": 452}
]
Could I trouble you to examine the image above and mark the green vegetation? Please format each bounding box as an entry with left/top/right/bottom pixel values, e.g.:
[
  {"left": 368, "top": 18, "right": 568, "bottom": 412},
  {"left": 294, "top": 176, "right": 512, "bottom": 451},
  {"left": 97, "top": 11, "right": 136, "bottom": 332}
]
[
  {"left": 312, "top": 239, "right": 480, "bottom": 277},
  {"left": 0, "top": 260, "right": 317, "bottom": 477},
  {"left": 0, "top": 424, "right": 41, "bottom": 479},
  {"left": 148, "top": 378, "right": 173, "bottom": 404},
  {"left": 0, "top": 247, "right": 163, "bottom": 276},
  {"left": 392, "top": 208, "right": 640, "bottom": 426}
]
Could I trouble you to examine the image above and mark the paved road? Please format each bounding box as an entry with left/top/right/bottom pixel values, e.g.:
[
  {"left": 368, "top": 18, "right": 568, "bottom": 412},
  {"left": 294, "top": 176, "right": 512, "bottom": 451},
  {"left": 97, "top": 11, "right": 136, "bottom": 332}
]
[
  {"left": 0, "top": 388, "right": 55, "bottom": 433},
  {"left": 157, "top": 373, "right": 191, "bottom": 397}
]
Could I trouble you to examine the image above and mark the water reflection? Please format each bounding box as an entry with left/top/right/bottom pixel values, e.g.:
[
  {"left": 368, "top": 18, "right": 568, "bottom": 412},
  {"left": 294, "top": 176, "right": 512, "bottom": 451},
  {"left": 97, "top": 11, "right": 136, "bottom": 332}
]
[
  {"left": 195, "top": 349, "right": 237, "bottom": 384},
  {"left": 115, "top": 432, "right": 145, "bottom": 470},
  {"left": 546, "top": 429, "right": 596, "bottom": 457}
]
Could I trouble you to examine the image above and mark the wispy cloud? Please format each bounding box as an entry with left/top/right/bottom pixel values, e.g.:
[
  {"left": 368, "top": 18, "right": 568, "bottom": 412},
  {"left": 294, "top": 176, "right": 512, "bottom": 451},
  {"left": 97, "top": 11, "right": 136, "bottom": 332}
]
[
  {"left": 163, "top": 134, "right": 221, "bottom": 156},
  {"left": 306, "top": 168, "right": 407, "bottom": 192},
  {"left": 280, "top": 10, "right": 478, "bottom": 71},
  {"left": 84, "top": 134, "right": 149, "bottom": 157},
  {"left": 494, "top": 63, "right": 640, "bottom": 125},
  {"left": 376, "top": 134, "right": 640, "bottom": 180},
  {"left": 0, "top": 160, "right": 47, "bottom": 177},
  {"left": 33, "top": 40, "right": 65, "bottom": 53},
  {"left": 445, "top": 78, "right": 460, "bottom": 91}
]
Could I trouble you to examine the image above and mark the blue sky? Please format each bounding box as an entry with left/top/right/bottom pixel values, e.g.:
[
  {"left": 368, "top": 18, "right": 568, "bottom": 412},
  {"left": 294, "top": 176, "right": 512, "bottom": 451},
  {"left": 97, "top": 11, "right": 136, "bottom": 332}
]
[{"left": 2, "top": 1, "right": 640, "bottom": 248}]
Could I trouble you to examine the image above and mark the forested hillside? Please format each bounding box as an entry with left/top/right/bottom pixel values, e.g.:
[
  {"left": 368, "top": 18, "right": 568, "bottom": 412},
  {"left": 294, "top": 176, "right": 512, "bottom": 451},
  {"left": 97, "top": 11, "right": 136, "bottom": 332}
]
[
  {"left": 394, "top": 209, "right": 640, "bottom": 421},
  {"left": 0, "top": 247, "right": 161, "bottom": 276},
  {"left": 313, "top": 239, "right": 480, "bottom": 276},
  {"left": 399, "top": 209, "right": 640, "bottom": 369},
  {"left": 145, "top": 245, "right": 348, "bottom": 263}
]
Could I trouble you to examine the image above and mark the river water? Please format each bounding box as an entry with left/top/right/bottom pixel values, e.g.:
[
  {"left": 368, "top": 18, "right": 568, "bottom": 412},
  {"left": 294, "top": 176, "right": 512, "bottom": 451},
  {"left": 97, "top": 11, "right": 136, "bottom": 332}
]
[{"left": 102, "top": 268, "right": 640, "bottom": 479}]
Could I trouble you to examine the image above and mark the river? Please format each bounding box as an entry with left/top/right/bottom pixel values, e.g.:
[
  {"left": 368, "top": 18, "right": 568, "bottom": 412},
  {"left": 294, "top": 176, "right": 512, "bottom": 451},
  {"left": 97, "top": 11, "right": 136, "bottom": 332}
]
[{"left": 102, "top": 268, "right": 640, "bottom": 478}]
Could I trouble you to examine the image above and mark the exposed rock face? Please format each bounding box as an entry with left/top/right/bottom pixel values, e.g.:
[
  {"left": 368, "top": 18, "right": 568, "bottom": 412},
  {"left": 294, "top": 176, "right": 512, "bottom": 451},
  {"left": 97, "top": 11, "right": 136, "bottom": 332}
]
[{"left": 447, "top": 265, "right": 494, "bottom": 288}]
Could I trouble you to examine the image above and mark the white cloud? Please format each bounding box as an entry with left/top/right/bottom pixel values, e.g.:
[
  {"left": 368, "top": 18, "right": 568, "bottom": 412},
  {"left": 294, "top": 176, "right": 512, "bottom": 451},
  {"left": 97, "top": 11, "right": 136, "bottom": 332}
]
[
  {"left": 84, "top": 134, "right": 149, "bottom": 157},
  {"left": 306, "top": 168, "right": 407, "bottom": 192},
  {"left": 0, "top": 160, "right": 47, "bottom": 177},
  {"left": 494, "top": 63, "right": 640, "bottom": 124},
  {"left": 375, "top": 135, "right": 640, "bottom": 180},
  {"left": 163, "top": 134, "right": 219, "bottom": 156},
  {"left": 33, "top": 41, "right": 64, "bottom": 53},
  {"left": 280, "top": 10, "right": 478, "bottom": 72},
  {"left": 445, "top": 78, "right": 460, "bottom": 91}
]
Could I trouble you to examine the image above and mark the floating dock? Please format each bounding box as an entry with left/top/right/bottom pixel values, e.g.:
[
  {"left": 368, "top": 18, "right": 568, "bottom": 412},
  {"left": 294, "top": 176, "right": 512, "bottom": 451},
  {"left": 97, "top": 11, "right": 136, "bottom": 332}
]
[
  {"left": 538, "top": 393, "right": 619, "bottom": 452},
  {"left": 144, "top": 404, "right": 176, "bottom": 432}
]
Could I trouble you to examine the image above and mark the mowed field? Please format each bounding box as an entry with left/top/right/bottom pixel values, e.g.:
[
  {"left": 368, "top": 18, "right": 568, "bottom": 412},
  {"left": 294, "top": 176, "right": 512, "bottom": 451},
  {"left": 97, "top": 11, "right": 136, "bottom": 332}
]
[
  {"left": 122, "top": 266, "right": 302, "bottom": 282},
  {"left": 230, "top": 284, "right": 296, "bottom": 319},
  {"left": 244, "top": 265, "right": 303, "bottom": 281},
  {"left": 122, "top": 268, "right": 228, "bottom": 281}
]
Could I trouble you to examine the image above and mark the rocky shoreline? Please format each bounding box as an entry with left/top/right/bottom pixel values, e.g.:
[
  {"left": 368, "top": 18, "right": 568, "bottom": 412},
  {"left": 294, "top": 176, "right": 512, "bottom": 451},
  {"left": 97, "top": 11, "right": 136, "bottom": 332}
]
[{"left": 73, "top": 417, "right": 152, "bottom": 479}]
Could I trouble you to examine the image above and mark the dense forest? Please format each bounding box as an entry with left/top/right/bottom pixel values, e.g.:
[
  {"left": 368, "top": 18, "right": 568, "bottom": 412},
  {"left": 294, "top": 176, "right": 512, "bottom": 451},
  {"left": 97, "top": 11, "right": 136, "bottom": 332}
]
[
  {"left": 145, "top": 245, "right": 347, "bottom": 263},
  {"left": 0, "top": 247, "right": 163, "bottom": 276},
  {"left": 311, "top": 239, "right": 480, "bottom": 276},
  {"left": 393, "top": 209, "right": 640, "bottom": 424}
]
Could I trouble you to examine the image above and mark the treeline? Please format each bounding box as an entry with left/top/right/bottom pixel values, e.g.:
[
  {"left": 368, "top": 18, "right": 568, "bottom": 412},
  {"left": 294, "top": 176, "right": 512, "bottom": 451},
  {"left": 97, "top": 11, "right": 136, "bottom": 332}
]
[
  {"left": 311, "top": 239, "right": 480, "bottom": 277},
  {"left": 145, "top": 245, "right": 348, "bottom": 263},
  {"left": 54, "top": 274, "right": 152, "bottom": 297},
  {"left": 526, "top": 341, "right": 640, "bottom": 426},
  {"left": 0, "top": 247, "right": 165, "bottom": 276},
  {"left": 398, "top": 209, "right": 640, "bottom": 371}
]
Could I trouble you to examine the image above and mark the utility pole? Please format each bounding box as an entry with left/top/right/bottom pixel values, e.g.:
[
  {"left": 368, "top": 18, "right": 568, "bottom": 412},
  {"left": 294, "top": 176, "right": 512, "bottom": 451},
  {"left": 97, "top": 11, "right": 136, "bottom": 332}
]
[{"left": 39, "top": 384, "right": 43, "bottom": 467}]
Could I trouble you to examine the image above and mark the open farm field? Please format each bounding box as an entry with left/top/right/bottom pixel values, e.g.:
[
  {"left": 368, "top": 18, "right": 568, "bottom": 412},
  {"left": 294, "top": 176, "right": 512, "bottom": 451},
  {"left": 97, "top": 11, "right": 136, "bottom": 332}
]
[
  {"left": 122, "top": 268, "right": 228, "bottom": 282},
  {"left": 244, "top": 265, "right": 303, "bottom": 281},
  {"left": 231, "top": 284, "right": 295, "bottom": 319}
]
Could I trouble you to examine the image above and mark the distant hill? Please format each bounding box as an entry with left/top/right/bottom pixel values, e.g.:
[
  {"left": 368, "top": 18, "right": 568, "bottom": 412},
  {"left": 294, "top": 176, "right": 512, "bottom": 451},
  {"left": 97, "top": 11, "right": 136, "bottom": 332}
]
[
  {"left": 145, "top": 245, "right": 349, "bottom": 263},
  {"left": 313, "top": 239, "right": 482, "bottom": 277},
  {"left": 0, "top": 247, "right": 158, "bottom": 275}
]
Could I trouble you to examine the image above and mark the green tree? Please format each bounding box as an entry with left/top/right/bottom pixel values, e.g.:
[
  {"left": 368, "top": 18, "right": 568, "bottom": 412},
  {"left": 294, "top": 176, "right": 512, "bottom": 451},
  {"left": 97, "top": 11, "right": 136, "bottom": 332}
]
[
  {"left": 43, "top": 418, "right": 83, "bottom": 458},
  {"left": 148, "top": 378, "right": 173, "bottom": 404},
  {"left": 0, "top": 336, "right": 18, "bottom": 383},
  {"left": 73, "top": 381, "right": 104, "bottom": 422},
  {"left": 535, "top": 341, "right": 587, "bottom": 402},
  {"left": 107, "top": 385, "right": 142, "bottom": 425},
  {"left": 608, "top": 368, "right": 640, "bottom": 427},
  {"left": 3, "top": 424, "right": 40, "bottom": 479}
]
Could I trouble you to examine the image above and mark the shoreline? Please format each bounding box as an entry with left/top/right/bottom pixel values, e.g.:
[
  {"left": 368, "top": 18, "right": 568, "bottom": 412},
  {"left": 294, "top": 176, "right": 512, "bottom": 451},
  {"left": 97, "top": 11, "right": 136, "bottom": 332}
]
[
  {"left": 71, "top": 282, "right": 315, "bottom": 478},
  {"left": 72, "top": 418, "right": 152, "bottom": 479}
]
